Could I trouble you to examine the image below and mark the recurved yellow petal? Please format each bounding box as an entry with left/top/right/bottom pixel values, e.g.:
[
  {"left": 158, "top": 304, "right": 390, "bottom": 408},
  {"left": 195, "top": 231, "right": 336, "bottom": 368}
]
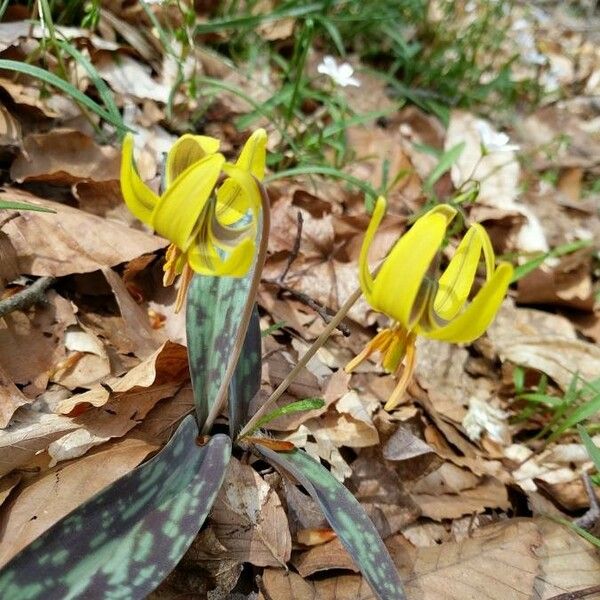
[
  {"left": 235, "top": 128, "right": 267, "bottom": 180},
  {"left": 151, "top": 153, "right": 225, "bottom": 250},
  {"left": 358, "top": 196, "right": 386, "bottom": 301},
  {"left": 426, "top": 261, "right": 513, "bottom": 343},
  {"left": 372, "top": 204, "right": 456, "bottom": 328},
  {"left": 434, "top": 224, "right": 485, "bottom": 321},
  {"left": 165, "top": 134, "right": 221, "bottom": 185},
  {"left": 120, "top": 133, "right": 159, "bottom": 225}
]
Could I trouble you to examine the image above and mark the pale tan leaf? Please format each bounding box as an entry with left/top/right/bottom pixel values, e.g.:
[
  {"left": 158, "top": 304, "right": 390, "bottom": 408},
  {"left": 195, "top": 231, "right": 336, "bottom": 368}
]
[
  {"left": 211, "top": 457, "right": 291, "bottom": 567},
  {"left": 0, "top": 409, "right": 78, "bottom": 477},
  {"left": 10, "top": 130, "right": 120, "bottom": 184},
  {"left": 396, "top": 520, "right": 543, "bottom": 599},
  {"left": 0, "top": 363, "right": 29, "bottom": 427},
  {"left": 0, "top": 190, "right": 166, "bottom": 276},
  {"left": 102, "top": 266, "right": 164, "bottom": 359},
  {"left": 533, "top": 519, "right": 600, "bottom": 599}
]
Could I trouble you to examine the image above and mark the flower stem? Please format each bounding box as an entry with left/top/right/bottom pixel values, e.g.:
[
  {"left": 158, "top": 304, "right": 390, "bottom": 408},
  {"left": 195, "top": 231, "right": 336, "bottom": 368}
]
[{"left": 237, "top": 285, "right": 362, "bottom": 440}]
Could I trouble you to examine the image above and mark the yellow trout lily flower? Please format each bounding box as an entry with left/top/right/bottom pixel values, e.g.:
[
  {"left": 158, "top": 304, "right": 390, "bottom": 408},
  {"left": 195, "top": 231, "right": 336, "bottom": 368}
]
[
  {"left": 346, "top": 196, "right": 513, "bottom": 410},
  {"left": 120, "top": 129, "right": 267, "bottom": 310}
]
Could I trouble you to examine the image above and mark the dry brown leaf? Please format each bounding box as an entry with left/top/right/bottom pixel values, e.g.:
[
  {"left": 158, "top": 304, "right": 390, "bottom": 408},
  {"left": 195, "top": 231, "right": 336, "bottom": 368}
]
[
  {"left": 0, "top": 291, "right": 76, "bottom": 396},
  {"left": 495, "top": 336, "right": 600, "bottom": 391},
  {"left": 210, "top": 457, "right": 291, "bottom": 568},
  {"left": 0, "top": 473, "right": 21, "bottom": 509},
  {"left": 0, "top": 363, "right": 30, "bottom": 427},
  {"left": 95, "top": 54, "right": 172, "bottom": 103},
  {"left": 102, "top": 266, "right": 164, "bottom": 359},
  {"left": 0, "top": 408, "right": 78, "bottom": 477},
  {"left": 293, "top": 537, "right": 358, "bottom": 577},
  {"left": 0, "top": 191, "right": 166, "bottom": 276},
  {"left": 517, "top": 252, "right": 594, "bottom": 311},
  {"left": 533, "top": 518, "right": 600, "bottom": 599},
  {"left": 411, "top": 475, "right": 509, "bottom": 521},
  {"left": 396, "top": 519, "right": 543, "bottom": 599},
  {"left": 10, "top": 130, "right": 120, "bottom": 184},
  {"left": 0, "top": 436, "right": 157, "bottom": 568}
]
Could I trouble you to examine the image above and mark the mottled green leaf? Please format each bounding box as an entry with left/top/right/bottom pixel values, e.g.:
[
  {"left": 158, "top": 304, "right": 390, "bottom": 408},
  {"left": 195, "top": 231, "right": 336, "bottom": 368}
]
[
  {"left": 229, "top": 304, "right": 261, "bottom": 437},
  {"left": 0, "top": 416, "right": 231, "bottom": 600},
  {"left": 257, "top": 446, "right": 406, "bottom": 600},
  {"left": 186, "top": 272, "right": 254, "bottom": 429}
]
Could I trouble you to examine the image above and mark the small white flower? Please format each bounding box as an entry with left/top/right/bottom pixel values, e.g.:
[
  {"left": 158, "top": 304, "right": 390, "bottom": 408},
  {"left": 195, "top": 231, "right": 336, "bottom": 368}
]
[
  {"left": 317, "top": 56, "right": 360, "bottom": 88},
  {"left": 475, "top": 119, "right": 520, "bottom": 153}
]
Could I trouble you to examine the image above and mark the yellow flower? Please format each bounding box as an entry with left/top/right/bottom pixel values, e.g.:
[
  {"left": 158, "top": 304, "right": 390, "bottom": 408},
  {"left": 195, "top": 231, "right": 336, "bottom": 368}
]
[
  {"left": 346, "top": 196, "right": 513, "bottom": 410},
  {"left": 120, "top": 129, "right": 267, "bottom": 310}
]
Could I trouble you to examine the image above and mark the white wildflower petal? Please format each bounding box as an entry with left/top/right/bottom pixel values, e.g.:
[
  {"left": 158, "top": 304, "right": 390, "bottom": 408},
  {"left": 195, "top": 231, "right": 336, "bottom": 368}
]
[
  {"left": 475, "top": 119, "right": 520, "bottom": 154},
  {"left": 317, "top": 55, "right": 360, "bottom": 88}
]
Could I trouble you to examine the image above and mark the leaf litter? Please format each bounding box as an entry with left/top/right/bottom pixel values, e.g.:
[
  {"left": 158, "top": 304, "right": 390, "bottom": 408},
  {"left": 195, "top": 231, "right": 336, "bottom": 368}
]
[{"left": 0, "top": 1, "right": 600, "bottom": 598}]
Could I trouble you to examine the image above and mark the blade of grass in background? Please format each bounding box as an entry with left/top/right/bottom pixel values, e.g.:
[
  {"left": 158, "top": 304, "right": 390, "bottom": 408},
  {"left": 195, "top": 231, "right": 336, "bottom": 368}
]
[{"left": 0, "top": 60, "right": 130, "bottom": 134}]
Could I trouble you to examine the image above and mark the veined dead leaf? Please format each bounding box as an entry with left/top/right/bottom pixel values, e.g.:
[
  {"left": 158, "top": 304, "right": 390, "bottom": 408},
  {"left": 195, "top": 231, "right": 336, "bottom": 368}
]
[
  {"left": 0, "top": 363, "right": 29, "bottom": 428},
  {"left": 210, "top": 457, "right": 291, "bottom": 567},
  {"left": 10, "top": 130, "right": 120, "bottom": 184},
  {"left": 533, "top": 518, "right": 600, "bottom": 598},
  {"left": 0, "top": 190, "right": 166, "bottom": 276}
]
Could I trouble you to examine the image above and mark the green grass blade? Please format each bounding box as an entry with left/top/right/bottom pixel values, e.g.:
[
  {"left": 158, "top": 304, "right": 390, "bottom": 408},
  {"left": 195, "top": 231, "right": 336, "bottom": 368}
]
[
  {"left": 552, "top": 516, "right": 600, "bottom": 549},
  {"left": 256, "top": 446, "right": 406, "bottom": 600},
  {"left": 194, "top": 2, "right": 329, "bottom": 34},
  {"left": 578, "top": 425, "right": 600, "bottom": 472},
  {"left": 0, "top": 417, "right": 231, "bottom": 600},
  {"left": 246, "top": 398, "right": 325, "bottom": 435},
  {"left": 423, "top": 141, "right": 465, "bottom": 191},
  {"left": 511, "top": 239, "right": 591, "bottom": 283},
  {"left": 0, "top": 59, "right": 131, "bottom": 134},
  {"left": 548, "top": 390, "right": 600, "bottom": 442},
  {"left": 55, "top": 40, "right": 125, "bottom": 134},
  {"left": 265, "top": 165, "right": 378, "bottom": 206},
  {"left": 0, "top": 200, "right": 55, "bottom": 213}
]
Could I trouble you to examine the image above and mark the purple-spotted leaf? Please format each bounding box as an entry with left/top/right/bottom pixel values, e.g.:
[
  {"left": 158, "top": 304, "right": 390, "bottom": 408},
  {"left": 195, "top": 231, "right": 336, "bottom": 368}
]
[
  {"left": 229, "top": 304, "right": 261, "bottom": 437},
  {"left": 0, "top": 416, "right": 231, "bottom": 600},
  {"left": 256, "top": 446, "right": 406, "bottom": 600}
]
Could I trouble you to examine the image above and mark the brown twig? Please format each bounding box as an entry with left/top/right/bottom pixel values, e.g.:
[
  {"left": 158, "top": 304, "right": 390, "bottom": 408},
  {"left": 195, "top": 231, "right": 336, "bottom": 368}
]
[
  {"left": 237, "top": 285, "right": 363, "bottom": 440},
  {"left": 278, "top": 210, "right": 303, "bottom": 283},
  {"left": 0, "top": 276, "right": 55, "bottom": 318},
  {"left": 546, "top": 585, "right": 600, "bottom": 600},
  {"left": 574, "top": 471, "right": 600, "bottom": 530},
  {"left": 266, "top": 280, "right": 351, "bottom": 336}
]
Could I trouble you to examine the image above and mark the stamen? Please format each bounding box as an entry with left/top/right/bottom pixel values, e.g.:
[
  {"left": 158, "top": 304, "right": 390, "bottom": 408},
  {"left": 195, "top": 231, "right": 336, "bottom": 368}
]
[
  {"left": 174, "top": 262, "right": 194, "bottom": 314},
  {"left": 345, "top": 328, "right": 393, "bottom": 373},
  {"left": 384, "top": 333, "right": 416, "bottom": 411},
  {"left": 163, "top": 244, "right": 181, "bottom": 287}
]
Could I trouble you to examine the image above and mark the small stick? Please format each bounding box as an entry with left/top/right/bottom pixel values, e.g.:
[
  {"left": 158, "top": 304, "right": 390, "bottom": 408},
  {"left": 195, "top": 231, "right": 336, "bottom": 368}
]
[
  {"left": 266, "top": 280, "right": 351, "bottom": 336},
  {"left": 574, "top": 471, "right": 600, "bottom": 530},
  {"left": 546, "top": 585, "right": 600, "bottom": 600},
  {"left": 278, "top": 211, "right": 303, "bottom": 283},
  {"left": 237, "top": 285, "right": 362, "bottom": 440},
  {"left": 0, "top": 276, "right": 55, "bottom": 318}
]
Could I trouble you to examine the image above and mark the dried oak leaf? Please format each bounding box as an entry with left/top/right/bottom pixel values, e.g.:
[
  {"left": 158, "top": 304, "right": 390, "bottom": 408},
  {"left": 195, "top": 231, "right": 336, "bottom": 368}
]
[
  {"left": 10, "top": 130, "right": 120, "bottom": 184},
  {"left": 210, "top": 457, "right": 291, "bottom": 567},
  {"left": 0, "top": 191, "right": 166, "bottom": 276}
]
